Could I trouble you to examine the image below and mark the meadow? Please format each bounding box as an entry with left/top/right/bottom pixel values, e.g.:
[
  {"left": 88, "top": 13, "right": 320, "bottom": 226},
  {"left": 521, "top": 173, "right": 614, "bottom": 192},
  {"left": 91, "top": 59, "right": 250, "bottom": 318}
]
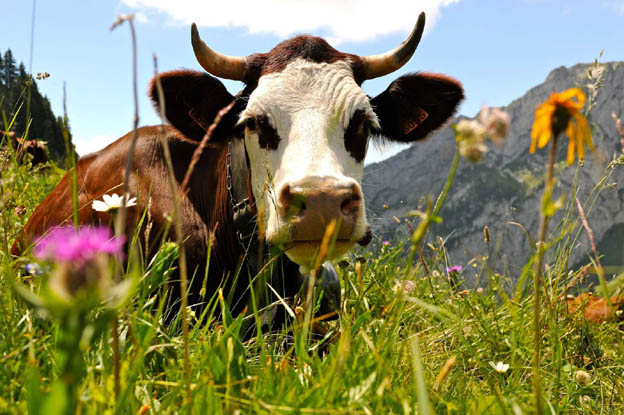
[{"left": 2, "top": 30, "right": 624, "bottom": 415}]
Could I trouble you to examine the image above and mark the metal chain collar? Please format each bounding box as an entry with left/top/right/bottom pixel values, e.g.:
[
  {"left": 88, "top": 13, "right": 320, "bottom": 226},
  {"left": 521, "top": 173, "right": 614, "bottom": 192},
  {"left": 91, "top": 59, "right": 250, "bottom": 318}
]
[{"left": 226, "top": 140, "right": 255, "bottom": 251}]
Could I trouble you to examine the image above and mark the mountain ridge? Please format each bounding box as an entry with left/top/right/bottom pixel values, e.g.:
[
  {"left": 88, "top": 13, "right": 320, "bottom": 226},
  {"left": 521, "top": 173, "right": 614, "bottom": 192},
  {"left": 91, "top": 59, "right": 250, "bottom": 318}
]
[{"left": 363, "top": 60, "right": 624, "bottom": 275}]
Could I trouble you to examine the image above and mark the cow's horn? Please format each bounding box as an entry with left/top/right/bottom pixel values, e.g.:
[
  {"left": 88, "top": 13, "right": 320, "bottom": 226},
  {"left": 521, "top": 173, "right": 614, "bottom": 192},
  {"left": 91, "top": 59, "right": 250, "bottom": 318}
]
[
  {"left": 361, "top": 12, "right": 425, "bottom": 80},
  {"left": 191, "top": 23, "right": 247, "bottom": 81}
]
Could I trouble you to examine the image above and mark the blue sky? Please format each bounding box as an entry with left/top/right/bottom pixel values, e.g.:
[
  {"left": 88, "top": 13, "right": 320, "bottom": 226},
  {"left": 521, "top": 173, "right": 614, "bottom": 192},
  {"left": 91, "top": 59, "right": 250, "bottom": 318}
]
[{"left": 3, "top": 0, "right": 624, "bottom": 163}]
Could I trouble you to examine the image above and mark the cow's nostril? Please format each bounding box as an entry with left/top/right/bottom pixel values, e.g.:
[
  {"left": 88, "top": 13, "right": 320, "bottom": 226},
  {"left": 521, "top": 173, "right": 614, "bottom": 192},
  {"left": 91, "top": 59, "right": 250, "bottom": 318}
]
[
  {"left": 341, "top": 185, "right": 362, "bottom": 216},
  {"left": 292, "top": 195, "right": 307, "bottom": 213},
  {"left": 280, "top": 184, "right": 307, "bottom": 218},
  {"left": 340, "top": 195, "right": 360, "bottom": 216}
]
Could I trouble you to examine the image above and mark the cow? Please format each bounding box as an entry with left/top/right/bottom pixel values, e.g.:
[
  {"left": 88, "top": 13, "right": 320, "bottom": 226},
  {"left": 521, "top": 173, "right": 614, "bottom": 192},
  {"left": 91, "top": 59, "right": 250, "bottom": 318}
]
[
  {"left": 12, "top": 12, "right": 463, "bottom": 326},
  {"left": 2, "top": 131, "right": 49, "bottom": 166}
]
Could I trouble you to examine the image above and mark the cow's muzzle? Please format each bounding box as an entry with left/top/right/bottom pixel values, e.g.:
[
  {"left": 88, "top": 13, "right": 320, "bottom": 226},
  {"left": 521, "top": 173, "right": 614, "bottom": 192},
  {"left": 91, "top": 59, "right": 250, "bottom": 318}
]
[{"left": 278, "top": 177, "right": 363, "bottom": 243}]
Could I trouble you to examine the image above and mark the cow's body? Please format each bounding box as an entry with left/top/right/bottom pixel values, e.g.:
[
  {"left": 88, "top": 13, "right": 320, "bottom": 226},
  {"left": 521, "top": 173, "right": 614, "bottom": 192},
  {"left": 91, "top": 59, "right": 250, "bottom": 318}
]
[
  {"left": 13, "top": 13, "right": 464, "bottom": 321},
  {"left": 2, "top": 132, "right": 49, "bottom": 166},
  {"left": 14, "top": 126, "right": 266, "bottom": 314},
  {"left": 18, "top": 139, "right": 49, "bottom": 166}
]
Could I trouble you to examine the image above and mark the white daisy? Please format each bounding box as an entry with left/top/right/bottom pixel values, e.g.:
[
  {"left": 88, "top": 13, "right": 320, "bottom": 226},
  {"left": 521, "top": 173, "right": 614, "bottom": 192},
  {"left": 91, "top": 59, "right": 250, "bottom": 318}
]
[
  {"left": 92, "top": 193, "right": 137, "bottom": 213},
  {"left": 489, "top": 361, "right": 510, "bottom": 373}
]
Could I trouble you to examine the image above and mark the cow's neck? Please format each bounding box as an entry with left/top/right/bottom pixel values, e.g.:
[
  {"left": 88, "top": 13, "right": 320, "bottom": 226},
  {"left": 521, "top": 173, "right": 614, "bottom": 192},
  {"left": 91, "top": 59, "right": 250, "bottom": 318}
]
[
  {"left": 228, "top": 139, "right": 250, "bottom": 208},
  {"left": 226, "top": 139, "right": 265, "bottom": 271}
]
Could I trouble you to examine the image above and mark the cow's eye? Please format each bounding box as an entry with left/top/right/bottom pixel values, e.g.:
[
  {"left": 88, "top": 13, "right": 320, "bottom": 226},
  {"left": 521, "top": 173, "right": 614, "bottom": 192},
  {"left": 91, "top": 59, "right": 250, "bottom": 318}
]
[
  {"left": 255, "top": 115, "right": 280, "bottom": 150},
  {"left": 245, "top": 117, "right": 257, "bottom": 131},
  {"left": 363, "top": 119, "right": 373, "bottom": 135},
  {"left": 344, "top": 110, "right": 369, "bottom": 163}
]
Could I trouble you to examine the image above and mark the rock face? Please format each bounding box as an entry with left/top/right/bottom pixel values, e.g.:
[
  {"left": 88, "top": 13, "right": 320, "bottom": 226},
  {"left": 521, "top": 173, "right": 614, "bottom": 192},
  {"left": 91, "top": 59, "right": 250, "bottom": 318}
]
[{"left": 363, "top": 61, "right": 624, "bottom": 275}]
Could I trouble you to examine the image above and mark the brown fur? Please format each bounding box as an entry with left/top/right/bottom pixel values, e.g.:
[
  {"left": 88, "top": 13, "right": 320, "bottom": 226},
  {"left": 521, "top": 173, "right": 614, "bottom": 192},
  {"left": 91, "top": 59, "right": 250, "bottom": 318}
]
[
  {"left": 244, "top": 35, "right": 366, "bottom": 90},
  {"left": 2, "top": 133, "right": 49, "bottom": 166},
  {"left": 12, "top": 125, "right": 245, "bottom": 312}
]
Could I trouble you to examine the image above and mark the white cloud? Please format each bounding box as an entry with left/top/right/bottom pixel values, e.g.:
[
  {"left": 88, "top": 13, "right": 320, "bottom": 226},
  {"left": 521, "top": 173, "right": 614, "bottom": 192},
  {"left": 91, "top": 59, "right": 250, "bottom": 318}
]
[
  {"left": 613, "top": 1, "right": 624, "bottom": 14},
  {"left": 601, "top": 0, "right": 624, "bottom": 14},
  {"left": 121, "top": 0, "right": 460, "bottom": 44},
  {"left": 134, "top": 11, "right": 149, "bottom": 23},
  {"left": 75, "top": 135, "right": 116, "bottom": 157}
]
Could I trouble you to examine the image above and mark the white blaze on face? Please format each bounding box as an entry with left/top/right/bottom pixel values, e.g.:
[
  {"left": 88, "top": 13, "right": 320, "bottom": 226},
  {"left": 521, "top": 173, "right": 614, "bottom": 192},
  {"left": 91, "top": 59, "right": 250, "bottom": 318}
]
[{"left": 239, "top": 59, "right": 379, "bottom": 264}]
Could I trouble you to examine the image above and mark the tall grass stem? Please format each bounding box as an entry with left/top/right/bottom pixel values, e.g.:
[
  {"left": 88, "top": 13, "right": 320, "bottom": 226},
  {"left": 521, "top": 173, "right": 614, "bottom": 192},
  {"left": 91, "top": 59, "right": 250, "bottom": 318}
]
[
  {"left": 532, "top": 134, "right": 559, "bottom": 415},
  {"left": 152, "top": 55, "right": 192, "bottom": 413}
]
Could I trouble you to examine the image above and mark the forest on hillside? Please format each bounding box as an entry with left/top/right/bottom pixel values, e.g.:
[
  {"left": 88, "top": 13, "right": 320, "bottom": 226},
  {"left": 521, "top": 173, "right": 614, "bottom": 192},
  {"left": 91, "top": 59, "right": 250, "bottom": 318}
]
[{"left": 0, "top": 48, "right": 74, "bottom": 164}]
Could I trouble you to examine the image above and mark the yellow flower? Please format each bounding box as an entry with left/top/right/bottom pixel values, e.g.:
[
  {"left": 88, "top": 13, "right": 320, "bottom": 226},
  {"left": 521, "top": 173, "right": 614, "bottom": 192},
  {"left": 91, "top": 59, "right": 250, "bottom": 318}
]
[{"left": 530, "top": 88, "right": 593, "bottom": 164}]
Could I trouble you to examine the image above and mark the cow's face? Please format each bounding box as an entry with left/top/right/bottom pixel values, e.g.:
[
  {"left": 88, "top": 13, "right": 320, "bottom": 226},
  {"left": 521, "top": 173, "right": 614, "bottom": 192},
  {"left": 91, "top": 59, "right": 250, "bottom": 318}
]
[
  {"left": 239, "top": 59, "right": 376, "bottom": 267},
  {"left": 150, "top": 13, "right": 464, "bottom": 270}
]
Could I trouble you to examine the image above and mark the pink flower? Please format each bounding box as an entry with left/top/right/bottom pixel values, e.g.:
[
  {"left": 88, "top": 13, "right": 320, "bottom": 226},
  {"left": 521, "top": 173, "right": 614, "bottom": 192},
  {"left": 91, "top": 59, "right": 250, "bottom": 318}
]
[
  {"left": 382, "top": 241, "right": 391, "bottom": 246},
  {"left": 479, "top": 106, "right": 510, "bottom": 145},
  {"left": 446, "top": 265, "right": 463, "bottom": 273},
  {"left": 403, "top": 280, "right": 416, "bottom": 293},
  {"left": 35, "top": 226, "right": 125, "bottom": 264}
]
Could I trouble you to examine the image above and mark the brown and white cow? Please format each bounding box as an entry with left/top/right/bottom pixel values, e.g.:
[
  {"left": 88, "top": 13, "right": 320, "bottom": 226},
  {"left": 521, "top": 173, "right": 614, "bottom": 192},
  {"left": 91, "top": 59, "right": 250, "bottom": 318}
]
[
  {"left": 2, "top": 132, "right": 49, "bottom": 166},
  {"left": 13, "top": 12, "right": 463, "bottom": 321}
]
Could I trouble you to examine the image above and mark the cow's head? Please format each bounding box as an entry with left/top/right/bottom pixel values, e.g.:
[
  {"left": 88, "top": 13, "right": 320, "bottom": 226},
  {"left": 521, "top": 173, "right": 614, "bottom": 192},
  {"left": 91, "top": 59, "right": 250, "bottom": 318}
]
[{"left": 150, "top": 13, "right": 463, "bottom": 269}]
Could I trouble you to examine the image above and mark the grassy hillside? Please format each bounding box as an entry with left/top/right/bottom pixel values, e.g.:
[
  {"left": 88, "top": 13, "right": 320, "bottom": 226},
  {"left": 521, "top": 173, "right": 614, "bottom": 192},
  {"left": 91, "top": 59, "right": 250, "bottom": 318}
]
[{"left": 1, "top": 129, "right": 624, "bottom": 414}]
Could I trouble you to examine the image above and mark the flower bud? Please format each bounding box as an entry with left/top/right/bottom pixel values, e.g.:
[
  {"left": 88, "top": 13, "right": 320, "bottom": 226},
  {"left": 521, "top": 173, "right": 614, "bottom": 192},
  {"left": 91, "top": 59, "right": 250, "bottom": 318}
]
[
  {"left": 459, "top": 140, "right": 489, "bottom": 163},
  {"left": 454, "top": 119, "right": 486, "bottom": 143},
  {"left": 574, "top": 370, "right": 591, "bottom": 386},
  {"left": 479, "top": 106, "right": 510, "bottom": 146}
]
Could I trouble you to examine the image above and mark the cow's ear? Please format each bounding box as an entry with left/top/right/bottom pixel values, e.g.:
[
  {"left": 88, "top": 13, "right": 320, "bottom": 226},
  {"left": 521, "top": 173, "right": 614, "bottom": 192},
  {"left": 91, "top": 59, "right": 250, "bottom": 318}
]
[
  {"left": 371, "top": 73, "right": 464, "bottom": 143},
  {"left": 149, "top": 70, "right": 238, "bottom": 141}
]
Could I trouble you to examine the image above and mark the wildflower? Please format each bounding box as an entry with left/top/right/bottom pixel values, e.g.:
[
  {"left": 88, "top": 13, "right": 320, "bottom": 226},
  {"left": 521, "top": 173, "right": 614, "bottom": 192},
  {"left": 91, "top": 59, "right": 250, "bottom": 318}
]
[
  {"left": 479, "top": 106, "right": 510, "bottom": 145},
  {"left": 92, "top": 193, "right": 137, "bottom": 213},
  {"left": 392, "top": 279, "right": 411, "bottom": 294},
  {"left": 455, "top": 119, "right": 486, "bottom": 143},
  {"left": 446, "top": 265, "right": 463, "bottom": 273},
  {"left": 489, "top": 361, "right": 510, "bottom": 373},
  {"left": 403, "top": 280, "right": 416, "bottom": 293},
  {"left": 47, "top": 255, "right": 112, "bottom": 302},
  {"left": 35, "top": 226, "right": 125, "bottom": 265},
  {"left": 34, "top": 226, "right": 125, "bottom": 303},
  {"left": 24, "top": 263, "right": 43, "bottom": 276},
  {"left": 530, "top": 88, "right": 593, "bottom": 164},
  {"left": 459, "top": 140, "right": 489, "bottom": 163},
  {"left": 574, "top": 370, "right": 591, "bottom": 386},
  {"left": 14, "top": 205, "right": 26, "bottom": 217}
]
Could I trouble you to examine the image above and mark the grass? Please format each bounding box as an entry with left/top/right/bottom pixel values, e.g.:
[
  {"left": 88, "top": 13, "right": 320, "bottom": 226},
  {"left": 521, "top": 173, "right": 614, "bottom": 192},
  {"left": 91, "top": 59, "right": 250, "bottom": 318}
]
[
  {"left": 1, "top": 140, "right": 624, "bottom": 414},
  {"left": 1, "top": 34, "right": 623, "bottom": 414}
]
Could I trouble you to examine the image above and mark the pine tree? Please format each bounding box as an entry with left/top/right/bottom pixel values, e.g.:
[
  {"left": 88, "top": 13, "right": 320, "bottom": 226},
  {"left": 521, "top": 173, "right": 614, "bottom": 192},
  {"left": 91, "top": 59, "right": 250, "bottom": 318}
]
[
  {"left": 0, "top": 48, "right": 75, "bottom": 164},
  {"left": 3, "top": 50, "right": 18, "bottom": 88},
  {"left": 0, "top": 53, "right": 5, "bottom": 103}
]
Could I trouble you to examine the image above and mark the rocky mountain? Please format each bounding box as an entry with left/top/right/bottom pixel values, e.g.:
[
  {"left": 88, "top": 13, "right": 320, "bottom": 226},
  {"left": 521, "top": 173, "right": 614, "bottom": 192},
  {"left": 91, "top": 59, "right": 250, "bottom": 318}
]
[{"left": 363, "top": 61, "right": 624, "bottom": 275}]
